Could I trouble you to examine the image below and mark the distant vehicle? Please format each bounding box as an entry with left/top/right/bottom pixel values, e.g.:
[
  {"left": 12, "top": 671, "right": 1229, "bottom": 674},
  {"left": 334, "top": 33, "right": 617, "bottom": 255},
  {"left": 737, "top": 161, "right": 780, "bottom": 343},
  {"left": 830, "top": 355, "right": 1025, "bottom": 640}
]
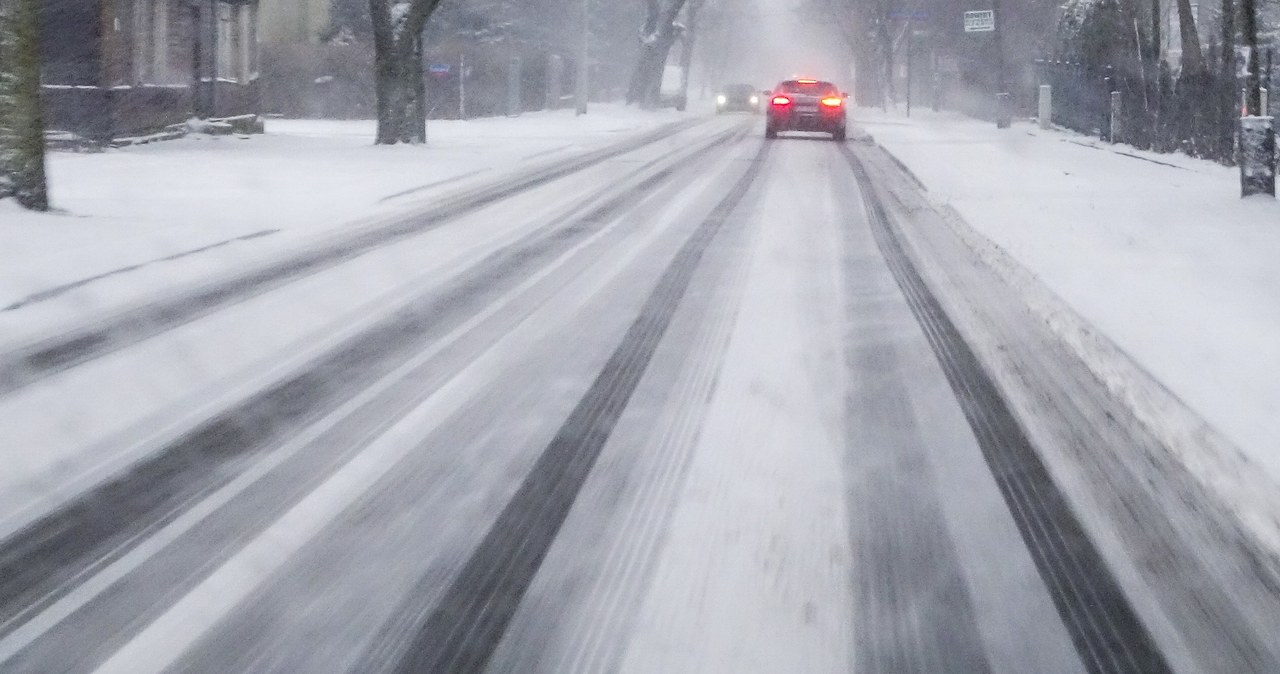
[
  {"left": 660, "top": 65, "right": 688, "bottom": 111},
  {"left": 716, "top": 84, "right": 760, "bottom": 113},
  {"left": 765, "top": 78, "right": 848, "bottom": 141}
]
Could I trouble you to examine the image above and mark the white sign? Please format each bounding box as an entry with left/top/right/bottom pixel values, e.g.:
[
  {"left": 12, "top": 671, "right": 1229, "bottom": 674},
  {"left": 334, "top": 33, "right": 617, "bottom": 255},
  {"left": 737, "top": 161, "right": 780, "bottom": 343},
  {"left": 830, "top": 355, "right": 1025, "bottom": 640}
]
[{"left": 964, "top": 10, "right": 995, "bottom": 32}]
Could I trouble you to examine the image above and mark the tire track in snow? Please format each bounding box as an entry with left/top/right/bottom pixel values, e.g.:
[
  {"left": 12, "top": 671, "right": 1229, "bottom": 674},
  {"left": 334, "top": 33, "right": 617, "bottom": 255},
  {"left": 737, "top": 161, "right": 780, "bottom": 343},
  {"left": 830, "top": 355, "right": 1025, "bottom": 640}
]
[
  {"left": 384, "top": 141, "right": 772, "bottom": 674},
  {"left": 0, "top": 120, "right": 703, "bottom": 395},
  {"left": 838, "top": 180, "right": 992, "bottom": 672},
  {"left": 483, "top": 144, "right": 765, "bottom": 674},
  {"left": 839, "top": 145, "right": 1172, "bottom": 674},
  {"left": 0, "top": 123, "right": 745, "bottom": 668}
]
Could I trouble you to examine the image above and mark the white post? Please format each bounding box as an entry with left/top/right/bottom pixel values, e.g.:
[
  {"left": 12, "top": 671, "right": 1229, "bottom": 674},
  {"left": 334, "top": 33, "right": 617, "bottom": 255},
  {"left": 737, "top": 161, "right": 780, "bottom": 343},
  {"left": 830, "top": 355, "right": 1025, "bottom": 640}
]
[
  {"left": 1038, "top": 84, "right": 1052, "bottom": 129},
  {"left": 1109, "top": 90, "right": 1121, "bottom": 143},
  {"left": 459, "top": 53, "right": 467, "bottom": 119},
  {"left": 1263, "top": 87, "right": 1270, "bottom": 116}
]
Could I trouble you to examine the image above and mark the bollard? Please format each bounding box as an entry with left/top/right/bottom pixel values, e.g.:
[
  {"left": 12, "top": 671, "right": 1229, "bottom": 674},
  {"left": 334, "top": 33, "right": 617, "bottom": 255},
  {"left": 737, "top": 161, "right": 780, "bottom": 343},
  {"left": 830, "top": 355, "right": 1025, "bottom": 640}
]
[
  {"left": 1109, "top": 91, "right": 1121, "bottom": 144},
  {"left": 1239, "top": 116, "right": 1276, "bottom": 197},
  {"left": 1038, "top": 84, "right": 1052, "bottom": 129},
  {"left": 507, "top": 56, "right": 522, "bottom": 117},
  {"left": 1264, "top": 88, "right": 1270, "bottom": 116},
  {"left": 995, "top": 92, "right": 1011, "bottom": 128}
]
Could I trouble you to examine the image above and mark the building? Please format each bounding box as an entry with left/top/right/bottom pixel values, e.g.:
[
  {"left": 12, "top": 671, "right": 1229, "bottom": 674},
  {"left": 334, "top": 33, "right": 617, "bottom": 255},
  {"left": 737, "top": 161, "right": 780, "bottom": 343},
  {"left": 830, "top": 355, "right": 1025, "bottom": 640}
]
[
  {"left": 257, "top": 0, "right": 326, "bottom": 44},
  {"left": 40, "top": 0, "right": 261, "bottom": 143},
  {"left": 256, "top": 0, "right": 377, "bottom": 118}
]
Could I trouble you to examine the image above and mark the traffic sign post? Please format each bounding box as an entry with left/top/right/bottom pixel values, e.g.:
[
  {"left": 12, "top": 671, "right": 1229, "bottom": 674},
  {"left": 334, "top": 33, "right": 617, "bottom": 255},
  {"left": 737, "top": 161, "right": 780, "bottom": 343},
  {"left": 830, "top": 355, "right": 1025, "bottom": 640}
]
[{"left": 964, "top": 7, "right": 1007, "bottom": 129}]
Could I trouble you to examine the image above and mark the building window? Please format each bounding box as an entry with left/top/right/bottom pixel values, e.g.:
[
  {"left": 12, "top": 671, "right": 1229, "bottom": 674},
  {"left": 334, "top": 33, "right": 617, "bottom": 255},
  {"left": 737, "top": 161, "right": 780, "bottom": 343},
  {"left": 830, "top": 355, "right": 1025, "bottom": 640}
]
[
  {"left": 131, "top": 0, "right": 153, "bottom": 83},
  {"left": 213, "top": 2, "right": 258, "bottom": 84},
  {"left": 238, "top": 4, "right": 256, "bottom": 82},
  {"left": 217, "top": 2, "right": 236, "bottom": 81},
  {"left": 131, "top": 0, "right": 183, "bottom": 85},
  {"left": 153, "top": 0, "right": 169, "bottom": 79}
]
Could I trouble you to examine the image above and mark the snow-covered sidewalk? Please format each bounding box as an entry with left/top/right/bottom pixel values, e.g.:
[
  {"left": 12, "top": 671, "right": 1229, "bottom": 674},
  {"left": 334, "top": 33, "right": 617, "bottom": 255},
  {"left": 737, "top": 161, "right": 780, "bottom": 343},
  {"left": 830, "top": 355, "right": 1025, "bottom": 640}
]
[
  {"left": 858, "top": 107, "right": 1280, "bottom": 486},
  {"left": 0, "top": 106, "right": 684, "bottom": 344}
]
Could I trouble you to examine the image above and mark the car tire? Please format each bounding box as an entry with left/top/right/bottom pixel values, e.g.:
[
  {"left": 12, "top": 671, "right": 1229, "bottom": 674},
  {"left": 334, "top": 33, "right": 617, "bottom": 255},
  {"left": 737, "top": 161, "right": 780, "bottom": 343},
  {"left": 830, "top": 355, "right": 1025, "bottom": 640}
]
[
  {"left": 832, "top": 127, "right": 846, "bottom": 142},
  {"left": 765, "top": 126, "right": 778, "bottom": 139}
]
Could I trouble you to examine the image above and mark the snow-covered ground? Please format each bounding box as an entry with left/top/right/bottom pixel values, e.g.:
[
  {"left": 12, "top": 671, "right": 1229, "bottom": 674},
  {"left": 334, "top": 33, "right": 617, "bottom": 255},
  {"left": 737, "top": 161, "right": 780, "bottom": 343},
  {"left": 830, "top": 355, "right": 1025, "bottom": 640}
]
[
  {"left": 0, "top": 117, "right": 736, "bottom": 543},
  {"left": 0, "top": 106, "right": 683, "bottom": 346},
  {"left": 858, "top": 107, "right": 1280, "bottom": 486}
]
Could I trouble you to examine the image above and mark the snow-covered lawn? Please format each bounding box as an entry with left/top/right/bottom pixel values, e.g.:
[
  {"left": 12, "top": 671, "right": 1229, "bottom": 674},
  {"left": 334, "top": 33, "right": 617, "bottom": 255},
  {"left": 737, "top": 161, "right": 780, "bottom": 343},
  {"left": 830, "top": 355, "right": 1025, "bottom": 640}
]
[
  {"left": 0, "top": 106, "right": 683, "bottom": 344},
  {"left": 858, "top": 107, "right": 1280, "bottom": 484}
]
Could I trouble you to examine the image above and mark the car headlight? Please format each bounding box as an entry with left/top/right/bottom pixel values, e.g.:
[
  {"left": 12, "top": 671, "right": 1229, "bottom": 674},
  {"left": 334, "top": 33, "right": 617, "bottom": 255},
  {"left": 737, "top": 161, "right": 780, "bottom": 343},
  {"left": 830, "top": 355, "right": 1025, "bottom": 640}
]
[
  {"left": 716, "top": 95, "right": 727, "bottom": 105},
  {"left": 750, "top": 96, "right": 759, "bottom": 105}
]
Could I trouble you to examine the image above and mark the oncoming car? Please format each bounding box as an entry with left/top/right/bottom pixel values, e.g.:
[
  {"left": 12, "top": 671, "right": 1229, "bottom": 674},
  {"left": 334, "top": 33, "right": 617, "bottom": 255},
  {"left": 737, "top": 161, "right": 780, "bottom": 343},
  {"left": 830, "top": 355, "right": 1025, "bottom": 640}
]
[
  {"left": 716, "top": 84, "right": 760, "bottom": 113},
  {"left": 765, "top": 78, "right": 848, "bottom": 141}
]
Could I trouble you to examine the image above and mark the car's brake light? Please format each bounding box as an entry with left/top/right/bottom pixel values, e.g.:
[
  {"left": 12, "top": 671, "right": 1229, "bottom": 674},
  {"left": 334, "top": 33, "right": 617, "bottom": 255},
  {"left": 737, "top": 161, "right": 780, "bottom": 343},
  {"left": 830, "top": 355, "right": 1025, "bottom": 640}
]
[
  {"left": 772, "top": 95, "right": 792, "bottom": 106},
  {"left": 797, "top": 78, "right": 818, "bottom": 84},
  {"left": 820, "top": 96, "right": 843, "bottom": 107}
]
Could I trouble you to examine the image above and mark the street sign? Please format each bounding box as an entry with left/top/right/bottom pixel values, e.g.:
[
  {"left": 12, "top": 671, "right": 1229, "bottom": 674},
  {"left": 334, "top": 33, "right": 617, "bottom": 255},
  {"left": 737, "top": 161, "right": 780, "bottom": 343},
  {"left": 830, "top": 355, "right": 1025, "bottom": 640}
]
[
  {"left": 428, "top": 63, "right": 452, "bottom": 75},
  {"left": 964, "top": 10, "right": 995, "bottom": 32}
]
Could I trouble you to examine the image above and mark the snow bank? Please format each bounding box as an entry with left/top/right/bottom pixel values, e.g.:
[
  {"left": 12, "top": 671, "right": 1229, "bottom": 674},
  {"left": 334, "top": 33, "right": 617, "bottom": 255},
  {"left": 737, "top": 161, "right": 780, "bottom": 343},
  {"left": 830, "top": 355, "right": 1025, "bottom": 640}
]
[{"left": 857, "top": 106, "right": 1280, "bottom": 497}]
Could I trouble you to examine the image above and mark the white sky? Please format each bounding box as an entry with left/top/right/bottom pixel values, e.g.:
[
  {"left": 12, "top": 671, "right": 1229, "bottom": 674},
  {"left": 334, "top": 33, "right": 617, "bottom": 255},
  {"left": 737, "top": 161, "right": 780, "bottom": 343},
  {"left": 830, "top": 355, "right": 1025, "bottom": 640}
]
[{"left": 696, "top": 0, "right": 856, "bottom": 92}]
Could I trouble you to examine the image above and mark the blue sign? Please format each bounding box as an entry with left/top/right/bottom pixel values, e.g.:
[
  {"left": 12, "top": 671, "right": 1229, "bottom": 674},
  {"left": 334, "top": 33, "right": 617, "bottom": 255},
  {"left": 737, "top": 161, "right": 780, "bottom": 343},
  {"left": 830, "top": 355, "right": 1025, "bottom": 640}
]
[{"left": 428, "top": 63, "right": 452, "bottom": 75}]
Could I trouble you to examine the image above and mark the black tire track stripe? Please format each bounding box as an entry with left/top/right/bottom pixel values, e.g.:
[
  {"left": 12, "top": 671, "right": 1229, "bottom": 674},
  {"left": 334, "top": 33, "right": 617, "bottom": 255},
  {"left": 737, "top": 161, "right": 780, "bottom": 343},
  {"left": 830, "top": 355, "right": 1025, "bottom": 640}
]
[
  {"left": 389, "top": 142, "right": 771, "bottom": 674},
  {"left": 839, "top": 145, "right": 1171, "bottom": 674}
]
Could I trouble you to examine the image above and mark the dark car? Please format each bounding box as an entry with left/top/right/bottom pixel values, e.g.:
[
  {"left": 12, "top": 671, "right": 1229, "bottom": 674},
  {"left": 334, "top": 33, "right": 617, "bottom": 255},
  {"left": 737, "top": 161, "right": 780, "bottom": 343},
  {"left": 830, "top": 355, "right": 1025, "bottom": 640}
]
[
  {"left": 765, "top": 78, "right": 847, "bottom": 141},
  {"left": 716, "top": 84, "right": 761, "bottom": 113}
]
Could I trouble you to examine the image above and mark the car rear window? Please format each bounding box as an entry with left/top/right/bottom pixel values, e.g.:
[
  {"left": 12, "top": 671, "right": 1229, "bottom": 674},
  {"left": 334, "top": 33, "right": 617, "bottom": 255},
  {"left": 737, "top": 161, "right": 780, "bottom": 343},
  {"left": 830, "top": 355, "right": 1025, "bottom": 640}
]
[{"left": 778, "top": 81, "right": 838, "bottom": 95}]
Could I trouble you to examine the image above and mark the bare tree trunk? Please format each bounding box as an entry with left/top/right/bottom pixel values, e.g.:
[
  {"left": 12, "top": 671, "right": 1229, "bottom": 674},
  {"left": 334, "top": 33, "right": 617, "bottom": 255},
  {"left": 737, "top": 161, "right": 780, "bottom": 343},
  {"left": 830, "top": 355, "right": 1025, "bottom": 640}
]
[
  {"left": 1175, "top": 0, "right": 1203, "bottom": 73},
  {"left": 676, "top": 0, "right": 703, "bottom": 107},
  {"left": 626, "top": 0, "right": 689, "bottom": 108},
  {"left": 1151, "top": 0, "right": 1161, "bottom": 62},
  {"left": 626, "top": 0, "right": 662, "bottom": 105},
  {"left": 0, "top": 0, "right": 49, "bottom": 210},
  {"left": 368, "top": 0, "right": 442, "bottom": 144},
  {"left": 823, "top": 0, "right": 880, "bottom": 105}
]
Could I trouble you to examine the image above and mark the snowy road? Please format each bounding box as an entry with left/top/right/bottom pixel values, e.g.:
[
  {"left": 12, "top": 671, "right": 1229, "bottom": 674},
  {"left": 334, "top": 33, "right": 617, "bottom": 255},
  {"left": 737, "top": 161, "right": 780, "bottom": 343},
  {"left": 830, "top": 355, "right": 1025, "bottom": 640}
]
[{"left": 1, "top": 118, "right": 1278, "bottom": 673}]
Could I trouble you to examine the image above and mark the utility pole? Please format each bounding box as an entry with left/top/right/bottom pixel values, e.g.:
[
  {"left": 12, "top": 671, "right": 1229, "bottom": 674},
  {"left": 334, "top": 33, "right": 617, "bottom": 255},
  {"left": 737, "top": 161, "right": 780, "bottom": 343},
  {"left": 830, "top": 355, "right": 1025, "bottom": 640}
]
[
  {"left": 992, "top": 0, "right": 1010, "bottom": 127},
  {"left": 906, "top": 20, "right": 912, "bottom": 117},
  {"left": 575, "top": 0, "right": 589, "bottom": 115},
  {"left": 207, "top": 0, "right": 217, "bottom": 116}
]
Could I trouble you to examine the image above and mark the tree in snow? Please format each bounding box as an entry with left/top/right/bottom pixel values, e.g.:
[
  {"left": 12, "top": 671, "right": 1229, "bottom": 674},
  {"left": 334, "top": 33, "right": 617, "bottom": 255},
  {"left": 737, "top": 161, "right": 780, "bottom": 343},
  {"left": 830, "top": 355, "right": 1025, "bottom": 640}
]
[
  {"left": 1175, "top": 0, "right": 1205, "bottom": 74},
  {"left": 368, "top": 0, "right": 447, "bottom": 143},
  {"left": 673, "top": 0, "right": 704, "bottom": 106},
  {"left": 626, "top": 0, "right": 689, "bottom": 107},
  {"left": 0, "top": 0, "right": 48, "bottom": 210}
]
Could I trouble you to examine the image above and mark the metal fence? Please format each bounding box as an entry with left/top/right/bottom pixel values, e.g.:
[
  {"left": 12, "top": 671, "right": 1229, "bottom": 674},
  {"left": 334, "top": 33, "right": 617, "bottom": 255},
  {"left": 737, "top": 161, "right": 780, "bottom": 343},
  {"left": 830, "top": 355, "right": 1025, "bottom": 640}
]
[{"left": 1035, "top": 57, "right": 1246, "bottom": 164}]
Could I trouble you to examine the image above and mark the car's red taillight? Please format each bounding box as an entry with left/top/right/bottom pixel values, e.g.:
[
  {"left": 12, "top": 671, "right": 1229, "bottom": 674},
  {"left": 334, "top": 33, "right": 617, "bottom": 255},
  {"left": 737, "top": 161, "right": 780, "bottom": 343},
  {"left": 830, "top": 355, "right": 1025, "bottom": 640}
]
[
  {"left": 820, "top": 96, "right": 843, "bottom": 108},
  {"left": 771, "top": 95, "right": 792, "bottom": 106}
]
